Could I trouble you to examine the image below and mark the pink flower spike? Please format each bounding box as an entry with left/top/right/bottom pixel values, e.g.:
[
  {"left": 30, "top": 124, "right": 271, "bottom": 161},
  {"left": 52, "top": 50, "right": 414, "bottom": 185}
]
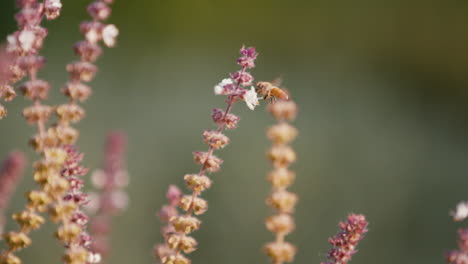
[
  {"left": 322, "top": 213, "right": 369, "bottom": 264},
  {"left": 89, "top": 132, "right": 129, "bottom": 260},
  {"left": 0, "top": 151, "right": 26, "bottom": 233}
]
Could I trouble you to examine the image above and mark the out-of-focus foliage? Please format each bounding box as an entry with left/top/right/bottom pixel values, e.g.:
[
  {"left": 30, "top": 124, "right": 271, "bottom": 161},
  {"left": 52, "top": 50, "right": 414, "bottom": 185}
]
[{"left": 1, "top": 1, "right": 468, "bottom": 264}]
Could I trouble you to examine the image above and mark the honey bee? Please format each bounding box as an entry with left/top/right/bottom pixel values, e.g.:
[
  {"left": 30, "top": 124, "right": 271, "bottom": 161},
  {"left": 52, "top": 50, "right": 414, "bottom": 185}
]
[{"left": 256, "top": 78, "right": 289, "bottom": 102}]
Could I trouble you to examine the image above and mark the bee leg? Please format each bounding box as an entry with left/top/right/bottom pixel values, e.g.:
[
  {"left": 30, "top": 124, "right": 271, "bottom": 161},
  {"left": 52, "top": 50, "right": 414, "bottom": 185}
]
[{"left": 269, "top": 97, "right": 277, "bottom": 104}]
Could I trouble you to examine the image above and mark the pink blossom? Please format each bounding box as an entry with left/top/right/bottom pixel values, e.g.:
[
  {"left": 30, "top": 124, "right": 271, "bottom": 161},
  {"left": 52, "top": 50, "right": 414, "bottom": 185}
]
[
  {"left": 44, "top": 0, "right": 62, "bottom": 20},
  {"left": 166, "top": 185, "right": 182, "bottom": 206},
  {"left": 230, "top": 71, "right": 253, "bottom": 86},
  {"left": 322, "top": 213, "right": 368, "bottom": 264},
  {"left": 237, "top": 45, "right": 258, "bottom": 68},
  {"left": 240, "top": 45, "right": 258, "bottom": 59}
]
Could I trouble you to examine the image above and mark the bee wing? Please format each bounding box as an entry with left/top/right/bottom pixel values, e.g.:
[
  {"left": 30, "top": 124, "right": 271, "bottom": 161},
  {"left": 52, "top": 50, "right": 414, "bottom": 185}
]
[
  {"left": 270, "top": 76, "right": 283, "bottom": 87},
  {"left": 278, "top": 87, "right": 291, "bottom": 100}
]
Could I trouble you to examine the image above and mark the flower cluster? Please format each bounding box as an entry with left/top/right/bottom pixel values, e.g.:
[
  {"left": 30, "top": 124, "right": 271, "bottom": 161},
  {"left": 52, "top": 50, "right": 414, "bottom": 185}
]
[
  {"left": 88, "top": 132, "right": 129, "bottom": 262},
  {"left": 49, "top": 0, "right": 118, "bottom": 263},
  {"left": 214, "top": 45, "right": 259, "bottom": 110},
  {"left": 263, "top": 99, "right": 299, "bottom": 264},
  {"left": 153, "top": 46, "right": 259, "bottom": 264},
  {"left": 321, "top": 213, "right": 369, "bottom": 264},
  {"left": 0, "top": 0, "right": 63, "bottom": 119},
  {"left": 0, "top": 152, "right": 26, "bottom": 234}
]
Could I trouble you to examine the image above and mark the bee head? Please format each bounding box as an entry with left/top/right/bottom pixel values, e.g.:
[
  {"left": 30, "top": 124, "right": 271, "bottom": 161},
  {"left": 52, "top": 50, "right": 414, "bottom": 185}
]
[{"left": 255, "top": 81, "right": 268, "bottom": 94}]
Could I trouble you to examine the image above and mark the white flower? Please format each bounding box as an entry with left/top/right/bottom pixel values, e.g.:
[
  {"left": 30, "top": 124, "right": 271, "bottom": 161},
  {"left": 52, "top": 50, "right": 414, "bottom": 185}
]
[
  {"left": 47, "top": 0, "right": 62, "bottom": 8},
  {"left": 6, "top": 34, "right": 18, "bottom": 53},
  {"left": 7, "top": 34, "right": 17, "bottom": 46},
  {"left": 102, "top": 24, "right": 119, "bottom": 47},
  {"left": 85, "top": 29, "right": 99, "bottom": 44},
  {"left": 214, "top": 78, "right": 233, "bottom": 95},
  {"left": 18, "top": 30, "right": 36, "bottom": 52},
  {"left": 452, "top": 201, "right": 468, "bottom": 221},
  {"left": 243, "top": 86, "right": 259, "bottom": 110},
  {"left": 88, "top": 253, "right": 102, "bottom": 264}
]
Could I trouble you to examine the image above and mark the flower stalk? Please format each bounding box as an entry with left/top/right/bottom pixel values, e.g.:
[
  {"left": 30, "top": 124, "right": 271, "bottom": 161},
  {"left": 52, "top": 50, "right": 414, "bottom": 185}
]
[
  {"left": 0, "top": 1, "right": 66, "bottom": 263},
  {"left": 153, "top": 46, "right": 260, "bottom": 264},
  {"left": 88, "top": 132, "right": 129, "bottom": 262},
  {"left": 263, "top": 99, "right": 299, "bottom": 264}
]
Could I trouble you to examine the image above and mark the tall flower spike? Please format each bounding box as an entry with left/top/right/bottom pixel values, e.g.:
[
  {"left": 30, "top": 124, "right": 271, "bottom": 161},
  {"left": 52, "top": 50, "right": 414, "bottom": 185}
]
[
  {"left": 154, "top": 46, "right": 260, "bottom": 264},
  {"left": 88, "top": 132, "right": 129, "bottom": 262},
  {"left": 263, "top": 97, "right": 299, "bottom": 264},
  {"left": 49, "top": 0, "right": 119, "bottom": 263},
  {"left": 321, "top": 213, "right": 369, "bottom": 264},
  {"left": 0, "top": 152, "right": 26, "bottom": 234},
  {"left": 446, "top": 202, "right": 468, "bottom": 263},
  {"left": 1, "top": 1, "right": 65, "bottom": 263}
]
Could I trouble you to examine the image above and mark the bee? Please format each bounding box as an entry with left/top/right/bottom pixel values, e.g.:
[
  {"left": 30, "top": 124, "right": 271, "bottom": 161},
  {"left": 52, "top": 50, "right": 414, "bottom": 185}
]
[{"left": 256, "top": 78, "right": 289, "bottom": 102}]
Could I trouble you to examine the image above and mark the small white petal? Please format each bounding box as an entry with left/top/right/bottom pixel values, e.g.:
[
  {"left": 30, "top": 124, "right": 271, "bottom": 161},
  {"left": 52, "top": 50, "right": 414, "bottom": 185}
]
[
  {"left": 7, "top": 35, "right": 17, "bottom": 46},
  {"left": 88, "top": 253, "right": 102, "bottom": 263},
  {"left": 243, "top": 87, "right": 259, "bottom": 110},
  {"left": 452, "top": 201, "right": 468, "bottom": 221},
  {"left": 214, "top": 78, "right": 233, "bottom": 95},
  {"left": 102, "top": 24, "right": 119, "bottom": 47},
  {"left": 214, "top": 85, "right": 223, "bottom": 95},
  {"left": 18, "top": 30, "right": 36, "bottom": 52},
  {"left": 47, "top": 0, "right": 62, "bottom": 8},
  {"left": 220, "top": 78, "right": 233, "bottom": 86},
  {"left": 86, "top": 30, "right": 100, "bottom": 44}
]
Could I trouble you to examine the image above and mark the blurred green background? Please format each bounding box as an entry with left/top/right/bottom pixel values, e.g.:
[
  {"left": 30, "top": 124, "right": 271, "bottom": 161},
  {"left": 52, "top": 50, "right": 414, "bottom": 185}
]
[{"left": 1, "top": 1, "right": 468, "bottom": 263}]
